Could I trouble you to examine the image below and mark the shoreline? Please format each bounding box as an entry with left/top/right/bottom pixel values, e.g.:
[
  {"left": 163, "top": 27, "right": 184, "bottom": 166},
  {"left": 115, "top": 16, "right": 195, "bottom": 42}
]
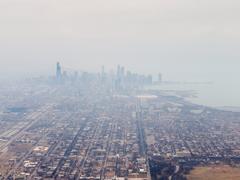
[{"left": 145, "top": 84, "right": 240, "bottom": 112}]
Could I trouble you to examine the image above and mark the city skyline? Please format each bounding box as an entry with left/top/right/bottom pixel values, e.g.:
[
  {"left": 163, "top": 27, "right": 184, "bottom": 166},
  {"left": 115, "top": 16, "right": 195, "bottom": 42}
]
[
  {"left": 0, "top": 1, "right": 240, "bottom": 179},
  {"left": 0, "top": 0, "right": 240, "bottom": 82},
  {"left": 0, "top": 63, "right": 239, "bottom": 179}
]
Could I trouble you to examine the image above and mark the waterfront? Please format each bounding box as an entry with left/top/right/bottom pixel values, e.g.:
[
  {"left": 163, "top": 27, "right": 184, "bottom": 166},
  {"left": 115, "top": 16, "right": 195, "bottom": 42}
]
[
  {"left": 1, "top": 67, "right": 240, "bottom": 179},
  {"left": 148, "top": 82, "right": 240, "bottom": 109}
]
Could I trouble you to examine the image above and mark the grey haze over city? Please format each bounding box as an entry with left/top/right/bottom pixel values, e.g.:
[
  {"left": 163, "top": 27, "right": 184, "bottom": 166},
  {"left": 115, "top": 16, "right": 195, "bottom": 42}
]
[
  {"left": 0, "top": 0, "right": 240, "bottom": 106},
  {"left": 1, "top": 1, "right": 240, "bottom": 179}
]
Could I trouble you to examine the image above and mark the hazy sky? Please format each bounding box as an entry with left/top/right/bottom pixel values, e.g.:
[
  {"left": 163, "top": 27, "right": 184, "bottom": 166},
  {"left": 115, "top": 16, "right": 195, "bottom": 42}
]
[{"left": 0, "top": 0, "right": 240, "bottom": 81}]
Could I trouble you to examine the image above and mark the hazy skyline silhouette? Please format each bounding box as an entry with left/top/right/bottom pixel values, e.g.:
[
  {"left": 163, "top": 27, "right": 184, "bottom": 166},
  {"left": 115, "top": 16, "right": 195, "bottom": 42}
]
[{"left": 0, "top": 0, "right": 239, "bottom": 82}]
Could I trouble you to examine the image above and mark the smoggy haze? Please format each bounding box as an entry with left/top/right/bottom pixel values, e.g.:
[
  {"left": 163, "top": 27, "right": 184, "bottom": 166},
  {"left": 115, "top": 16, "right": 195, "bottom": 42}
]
[{"left": 0, "top": 0, "right": 240, "bottom": 81}]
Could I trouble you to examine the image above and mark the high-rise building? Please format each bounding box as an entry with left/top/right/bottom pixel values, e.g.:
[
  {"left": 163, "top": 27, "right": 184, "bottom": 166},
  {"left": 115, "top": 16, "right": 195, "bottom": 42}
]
[
  {"left": 158, "top": 73, "right": 162, "bottom": 83},
  {"left": 101, "top": 66, "right": 105, "bottom": 76},
  {"left": 120, "top": 66, "right": 125, "bottom": 77},
  {"left": 101, "top": 66, "right": 106, "bottom": 82},
  {"left": 117, "top": 65, "right": 121, "bottom": 79},
  {"left": 147, "top": 75, "right": 153, "bottom": 84},
  {"left": 56, "top": 62, "right": 62, "bottom": 80}
]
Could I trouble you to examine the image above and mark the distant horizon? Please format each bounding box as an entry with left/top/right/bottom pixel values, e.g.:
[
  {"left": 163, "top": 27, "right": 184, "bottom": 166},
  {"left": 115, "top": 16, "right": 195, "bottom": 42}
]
[
  {"left": 0, "top": 0, "right": 240, "bottom": 83},
  {"left": 0, "top": 61, "right": 238, "bottom": 84},
  {"left": 1, "top": 1, "right": 240, "bottom": 179}
]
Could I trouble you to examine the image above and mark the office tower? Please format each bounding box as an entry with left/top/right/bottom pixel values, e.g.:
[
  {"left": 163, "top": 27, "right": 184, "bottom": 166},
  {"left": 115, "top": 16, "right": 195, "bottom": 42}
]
[
  {"left": 56, "top": 62, "right": 62, "bottom": 80},
  {"left": 147, "top": 75, "right": 153, "bottom": 84},
  {"left": 101, "top": 66, "right": 105, "bottom": 76},
  {"left": 101, "top": 66, "right": 106, "bottom": 82},
  {"left": 158, "top": 73, "right": 162, "bottom": 83},
  {"left": 120, "top": 66, "right": 125, "bottom": 77},
  {"left": 117, "top": 65, "right": 121, "bottom": 79}
]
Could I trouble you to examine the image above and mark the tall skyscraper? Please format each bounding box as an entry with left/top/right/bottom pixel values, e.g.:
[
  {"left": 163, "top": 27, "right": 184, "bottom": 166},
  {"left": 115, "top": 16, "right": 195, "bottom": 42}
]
[
  {"left": 101, "top": 66, "right": 106, "bottom": 82},
  {"left": 120, "top": 66, "right": 125, "bottom": 79},
  {"left": 56, "top": 62, "right": 62, "bottom": 80},
  {"left": 158, "top": 73, "right": 162, "bottom": 83},
  {"left": 117, "top": 65, "right": 121, "bottom": 79},
  {"left": 101, "top": 66, "right": 105, "bottom": 76},
  {"left": 147, "top": 75, "right": 153, "bottom": 84}
]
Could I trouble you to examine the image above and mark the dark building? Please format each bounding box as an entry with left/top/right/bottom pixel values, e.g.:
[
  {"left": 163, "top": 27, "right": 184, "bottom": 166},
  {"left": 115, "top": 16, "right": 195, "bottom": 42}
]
[
  {"left": 56, "top": 62, "right": 62, "bottom": 80},
  {"left": 158, "top": 73, "right": 162, "bottom": 83}
]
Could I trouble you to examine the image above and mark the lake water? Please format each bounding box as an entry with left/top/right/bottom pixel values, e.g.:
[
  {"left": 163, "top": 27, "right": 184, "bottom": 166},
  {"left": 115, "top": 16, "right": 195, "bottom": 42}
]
[{"left": 149, "top": 82, "right": 240, "bottom": 108}]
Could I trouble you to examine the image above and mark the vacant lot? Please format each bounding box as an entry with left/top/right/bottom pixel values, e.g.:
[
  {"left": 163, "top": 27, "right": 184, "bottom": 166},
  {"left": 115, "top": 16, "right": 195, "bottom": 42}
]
[{"left": 187, "top": 165, "right": 240, "bottom": 180}]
